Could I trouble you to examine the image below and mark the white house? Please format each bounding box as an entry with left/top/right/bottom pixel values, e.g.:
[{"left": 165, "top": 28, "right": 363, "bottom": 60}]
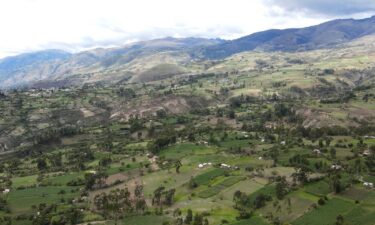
[
  {"left": 2, "top": 189, "right": 10, "bottom": 194},
  {"left": 363, "top": 182, "right": 374, "bottom": 188},
  {"left": 331, "top": 164, "right": 342, "bottom": 170},
  {"left": 363, "top": 149, "right": 372, "bottom": 156},
  {"left": 198, "top": 162, "right": 212, "bottom": 169},
  {"left": 220, "top": 163, "right": 231, "bottom": 169},
  {"left": 313, "top": 149, "right": 321, "bottom": 155}
]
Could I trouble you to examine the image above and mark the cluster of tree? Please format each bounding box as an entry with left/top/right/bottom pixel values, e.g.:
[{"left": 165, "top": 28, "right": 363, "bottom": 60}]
[
  {"left": 66, "top": 148, "right": 95, "bottom": 171},
  {"left": 84, "top": 171, "right": 108, "bottom": 190},
  {"left": 31, "top": 203, "right": 83, "bottom": 225},
  {"left": 172, "top": 208, "right": 209, "bottom": 225},
  {"left": 320, "top": 91, "right": 356, "bottom": 104},
  {"left": 149, "top": 134, "right": 177, "bottom": 154},
  {"left": 229, "top": 95, "right": 258, "bottom": 108},
  {"left": 94, "top": 186, "right": 146, "bottom": 225},
  {"left": 116, "top": 87, "right": 136, "bottom": 99},
  {"left": 0, "top": 196, "right": 9, "bottom": 213},
  {"left": 33, "top": 125, "right": 82, "bottom": 146},
  {"left": 152, "top": 186, "right": 176, "bottom": 207},
  {"left": 233, "top": 190, "right": 272, "bottom": 219}
]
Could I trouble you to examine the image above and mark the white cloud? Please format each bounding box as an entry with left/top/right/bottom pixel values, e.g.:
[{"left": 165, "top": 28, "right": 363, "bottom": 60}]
[{"left": 0, "top": 0, "right": 369, "bottom": 58}]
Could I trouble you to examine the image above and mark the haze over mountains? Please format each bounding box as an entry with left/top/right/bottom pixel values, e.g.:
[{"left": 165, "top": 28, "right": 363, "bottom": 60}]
[{"left": 1, "top": 15, "right": 375, "bottom": 89}]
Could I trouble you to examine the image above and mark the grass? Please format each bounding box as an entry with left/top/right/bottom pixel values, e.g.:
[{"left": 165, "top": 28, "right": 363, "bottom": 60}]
[
  {"left": 292, "top": 198, "right": 354, "bottom": 225},
  {"left": 303, "top": 180, "right": 331, "bottom": 196},
  {"left": 230, "top": 216, "right": 270, "bottom": 225},
  {"left": 344, "top": 206, "right": 375, "bottom": 225},
  {"left": 198, "top": 176, "right": 245, "bottom": 198},
  {"left": 46, "top": 172, "right": 84, "bottom": 185},
  {"left": 193, "top": 168, "right": 226, "bottom": 186},
  {"left": 12, "top": 175, "right": 38, "bottom": 188},
  {"left": 160, "top": 143, "right": 216, "bottom": 160},
  {"left": 122, "top": 215, "right": 171, "bottom": 225},
  {"left": 7, "top": 186, "right": 79, "bottom": 214},
  {"left": 247, "top": 184, "right": 276, "bottom": 204}
]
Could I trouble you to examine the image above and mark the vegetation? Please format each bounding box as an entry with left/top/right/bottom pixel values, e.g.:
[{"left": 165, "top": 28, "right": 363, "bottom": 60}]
[{"left": 0, "top": 35, "right": 375, "bottom": 225}]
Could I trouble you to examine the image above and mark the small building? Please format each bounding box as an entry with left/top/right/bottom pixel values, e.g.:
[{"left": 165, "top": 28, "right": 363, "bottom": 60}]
[
  {"left": 331, "top": 164, "right": 342, "bottom": 170},
  {"left": 363, "top": 182, "right": 374, "bottom": 188},
  {"left": 313, "top": 149, "right": 321, "bottom": 155},
  {"left": 2, "top": 189, "right": 10, "bottom": 194},
  {"left": 220, "top": 163, "right": 231, "bottom": 169},
  {"left": 198, "top": 162, "right": 212, "bottom": 169},
  {"left": 363, "top": 149, "right": 372, "bottom": 156},
  {"left": 280, "top": 141, "right": 286, "bottom": 145}
]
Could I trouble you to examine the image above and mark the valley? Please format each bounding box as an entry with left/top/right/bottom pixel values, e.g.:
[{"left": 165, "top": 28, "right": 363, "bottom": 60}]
[{"left": 0, "top": 32, "right": 375, "bottom": 225}]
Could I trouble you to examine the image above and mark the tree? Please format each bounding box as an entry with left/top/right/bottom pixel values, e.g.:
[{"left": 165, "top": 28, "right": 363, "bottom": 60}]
[
  {"left": 193, "top": 213, "right": 203, "bottom": 225},
  {"left": 275, "top": 176, "right": 288, "bottom": 199},
  {"left": 329, "top": 173, "right": 343, "bottom": 194},
  {"left": 253, "top": 193, "right": 272, "bottom": 209},
  {"left": 0, "top": 197, "right": 8, "bottom": 212},
  {"left": 134, "top": 184, "right": 147, "bottom": 213},
  {"left": 292, "top": 166, "right": 310, "bottom": 185},
  {"left": 152, "top": 186, "right": 165, "bottom": 206},
  {"left": 37, "top": 158, "right": 48, "bottom": 171},
  {"left": 99, "top": 156, "right": 112, "bottom": 168},
  {"left": 185, "top": 209, "right": 193, "bottom": 224},
  {"left": 62, "top": 207, "right": 84, "bottom": 225},
  {"left": 164, "top": 189, "right": 176, "bottom": 206},
  {"left": 188, "top": 177, "right": 198, "bottom": 189},
  {"left": 330, "top": 148, "right": 336, "bottom": 159},
  {"left": 84, "top": 172, "right": 107, "bottom": 190},
  {"left": 94, "top": 188, "right": 132, "bottom": 225},
  {"left": 335, "top": 215, "right": 344, "bottom": 225},
  {"left": 175, "top": 160, "right": 182, "bottom": 173}
]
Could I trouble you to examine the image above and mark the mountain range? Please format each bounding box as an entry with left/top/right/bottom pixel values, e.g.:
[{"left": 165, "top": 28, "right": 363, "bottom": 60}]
[{"left": 2, "top": 15, "right": 375, "bottom": 88}]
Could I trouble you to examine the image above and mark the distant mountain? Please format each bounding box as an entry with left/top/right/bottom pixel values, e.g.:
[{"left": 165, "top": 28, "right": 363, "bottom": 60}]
[
  {"left": 200, "top": 16, "right": 375, "bottom": 58},
  {"left": 0, "top": 50, "right": 71, "bottom": 80},
  {"left": 2, "top": 16, "right": 375, "bottom": 88},
  {"left": 0, "top": 38, "right": 224, "bottom": 88}
]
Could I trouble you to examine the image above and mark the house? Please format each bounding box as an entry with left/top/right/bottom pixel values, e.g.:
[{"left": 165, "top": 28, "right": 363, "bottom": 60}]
[
  {"left": 313, "top": 149, "right": 321, "bottom": 155},
  {"left": 199, "top": 141, "right": 209, "bottom": 145},
  {"left": 198, "top": 162, "right": 212, "bottom": 169},
  {"left": 87, "top": 170, "right": 97, "bottom": 174},
  {"left": 331, "top": 164, "right": 342, "bottom": 170},
  {"left": 220, "top": 163, "right": 231, "bottom": 169},
  {"left": 363, "top": 182, "right": 374, "bottom": 188},
  {"left": 363, "top": 149, "right": 372, "bottom": 156},
  {"left": 280, "top": 141, "right": 286, "bottom": 145},
  {"left": 2, "top": 189, "right": 10, "bottom": 194}
]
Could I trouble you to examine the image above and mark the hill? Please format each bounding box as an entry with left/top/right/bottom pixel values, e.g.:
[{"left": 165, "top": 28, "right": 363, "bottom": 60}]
[{"left": 200, "top": 16, "right": 375, "bottom": 58}]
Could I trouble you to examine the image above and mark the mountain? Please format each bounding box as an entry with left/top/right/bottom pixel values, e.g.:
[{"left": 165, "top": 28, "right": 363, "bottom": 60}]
[
  {"left": 0, "top": 50, "right": 72, "bottom": 88},
  {"left": 200, "top": 16, "right": 375, "bottom": 58},
  {"left": 0, "top": 38, "right": 224, "bottom": 88},
  {"left": 2, "top": 16, "right": 375, "bottom": 88},
  {"left": 0, "top": 50, "right": 71, "bottom": 80}
]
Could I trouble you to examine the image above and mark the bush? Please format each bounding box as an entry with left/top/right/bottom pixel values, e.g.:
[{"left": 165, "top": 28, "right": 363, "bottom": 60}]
[{"left": 318, "top": 198, "right": 326, "bottom": 205}]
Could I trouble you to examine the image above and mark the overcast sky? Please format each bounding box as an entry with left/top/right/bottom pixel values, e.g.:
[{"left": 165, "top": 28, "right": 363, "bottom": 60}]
[{"left": 0, "top": 0, "right": 375, "bottom": 59}]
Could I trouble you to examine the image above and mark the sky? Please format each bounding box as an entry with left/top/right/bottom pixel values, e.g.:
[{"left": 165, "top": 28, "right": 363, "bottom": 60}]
[{"left": 0, "top": 0, "right": 375, "bottom": 59}]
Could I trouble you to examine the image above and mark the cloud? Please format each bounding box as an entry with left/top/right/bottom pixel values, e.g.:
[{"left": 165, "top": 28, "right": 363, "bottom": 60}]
[
  {"left": 0, "top": 0, "right": 356, "bottom": 58},
  {"left": 265, "top": 0, "right": 375, "bottom": 17}
]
